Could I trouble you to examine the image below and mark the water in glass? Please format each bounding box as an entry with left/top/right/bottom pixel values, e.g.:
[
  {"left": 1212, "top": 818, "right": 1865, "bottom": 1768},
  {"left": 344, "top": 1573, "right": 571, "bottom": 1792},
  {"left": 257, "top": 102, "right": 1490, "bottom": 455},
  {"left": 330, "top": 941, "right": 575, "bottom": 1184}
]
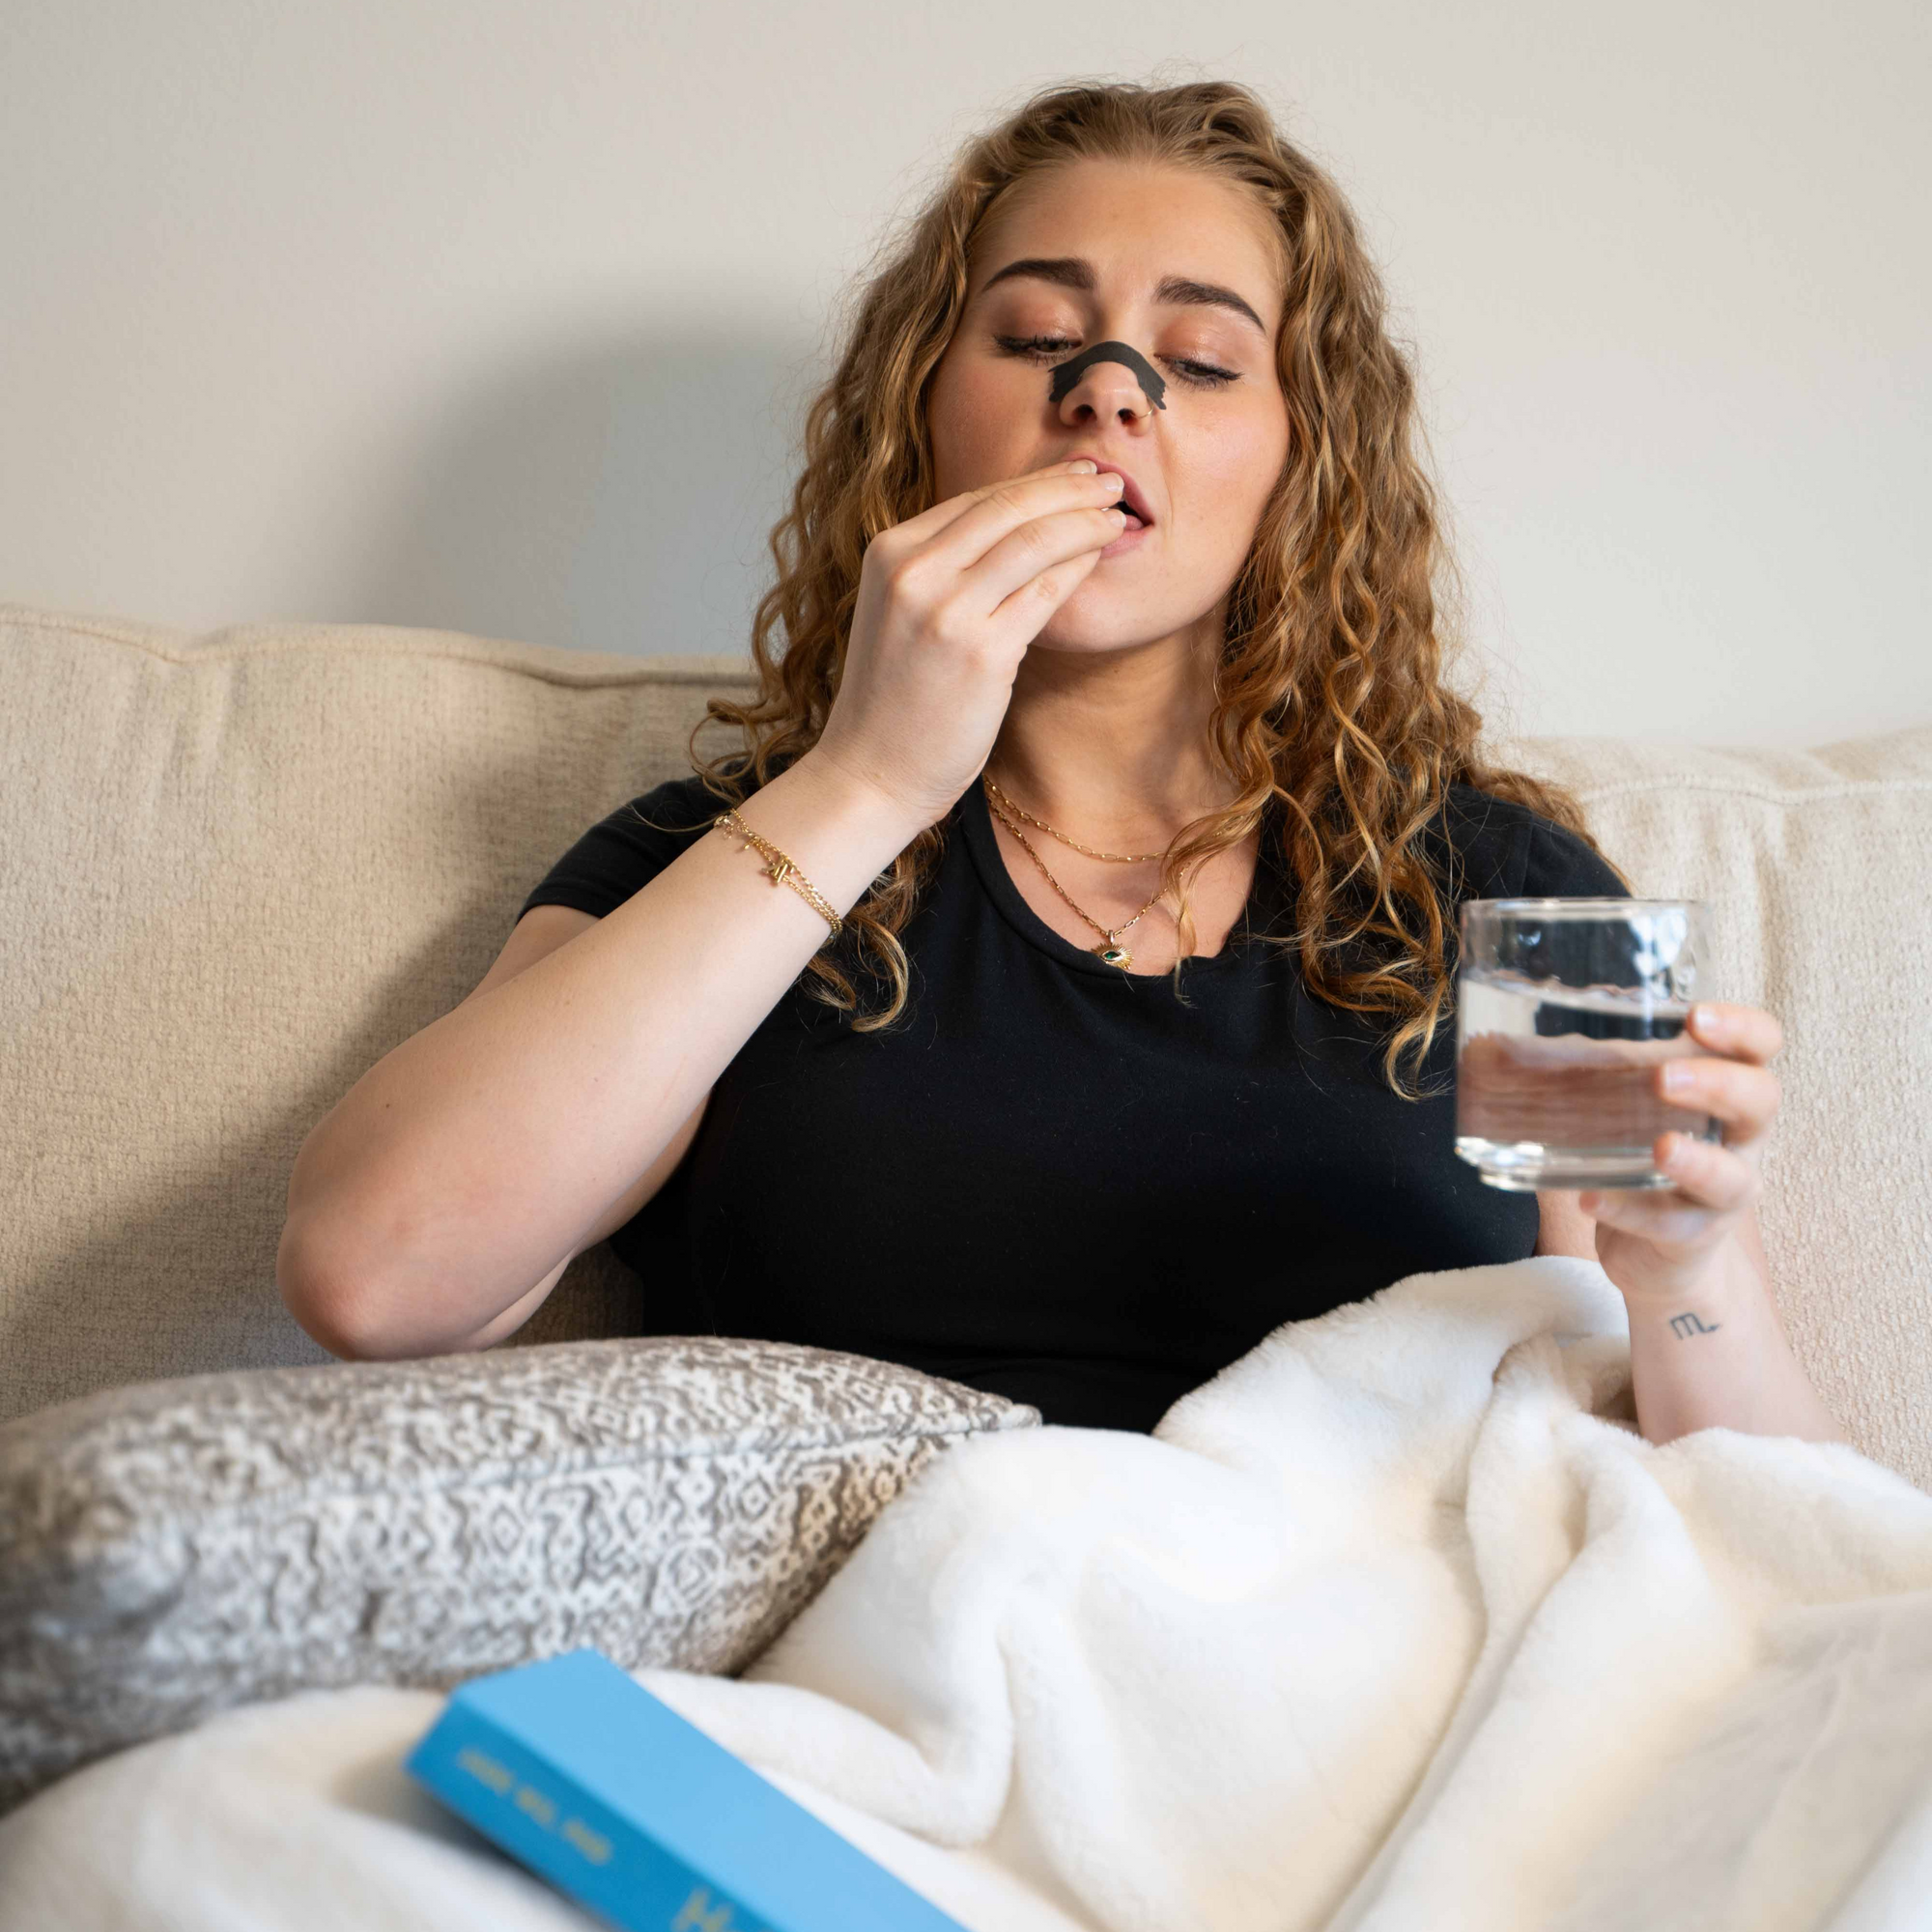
[{"left": 1455, "top": 899, "right": 1719, "bottom": 1191}]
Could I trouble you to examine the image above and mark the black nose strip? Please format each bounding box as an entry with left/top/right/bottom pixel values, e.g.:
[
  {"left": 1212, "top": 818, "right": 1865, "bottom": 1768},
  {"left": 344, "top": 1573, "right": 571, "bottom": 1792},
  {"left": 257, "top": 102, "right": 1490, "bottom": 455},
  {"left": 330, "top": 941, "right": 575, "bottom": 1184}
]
[{"left": 1046, "top": 340, "right": 1167, "bottom": 412}]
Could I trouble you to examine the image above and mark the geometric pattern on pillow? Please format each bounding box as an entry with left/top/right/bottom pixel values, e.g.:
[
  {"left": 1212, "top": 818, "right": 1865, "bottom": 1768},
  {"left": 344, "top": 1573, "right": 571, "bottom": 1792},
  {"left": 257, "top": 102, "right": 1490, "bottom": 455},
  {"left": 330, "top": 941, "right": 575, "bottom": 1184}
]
[{"left": 0, "top": 1335, "right": 1038, "bottom": 1813}]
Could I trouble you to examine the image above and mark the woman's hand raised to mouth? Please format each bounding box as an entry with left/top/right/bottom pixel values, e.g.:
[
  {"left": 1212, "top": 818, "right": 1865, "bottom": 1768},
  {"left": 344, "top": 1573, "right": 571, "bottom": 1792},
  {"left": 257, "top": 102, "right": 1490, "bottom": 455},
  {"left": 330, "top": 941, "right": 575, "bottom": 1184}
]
[{"left": 807, "top": 459, "right": 1129, "bottom": 834}]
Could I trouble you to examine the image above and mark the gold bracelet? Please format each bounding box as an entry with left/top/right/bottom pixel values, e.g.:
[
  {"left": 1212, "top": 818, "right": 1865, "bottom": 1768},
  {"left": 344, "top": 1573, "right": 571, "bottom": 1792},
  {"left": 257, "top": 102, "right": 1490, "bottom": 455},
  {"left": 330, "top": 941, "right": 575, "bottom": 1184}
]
[{"left": 713, "top": 810, "right": 844, "bottom": 937}]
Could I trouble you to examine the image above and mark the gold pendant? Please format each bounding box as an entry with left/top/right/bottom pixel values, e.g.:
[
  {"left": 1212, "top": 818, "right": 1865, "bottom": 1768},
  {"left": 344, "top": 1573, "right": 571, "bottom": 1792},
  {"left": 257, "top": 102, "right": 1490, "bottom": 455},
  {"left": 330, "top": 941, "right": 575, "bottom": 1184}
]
[{"left": 1096, "top": 943, "right": 1131, "bottom": 968}]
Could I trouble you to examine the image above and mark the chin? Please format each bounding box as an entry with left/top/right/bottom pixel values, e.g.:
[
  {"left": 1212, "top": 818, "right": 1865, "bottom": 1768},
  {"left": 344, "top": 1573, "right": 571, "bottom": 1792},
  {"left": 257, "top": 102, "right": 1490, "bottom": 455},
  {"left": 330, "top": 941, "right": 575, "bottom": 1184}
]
[
  {"left": 1032, "top": 577, "right": 1208, "bottom": 657},
  {"left": 1025, "top": 624, "right": 1142, "bottom": 657}
]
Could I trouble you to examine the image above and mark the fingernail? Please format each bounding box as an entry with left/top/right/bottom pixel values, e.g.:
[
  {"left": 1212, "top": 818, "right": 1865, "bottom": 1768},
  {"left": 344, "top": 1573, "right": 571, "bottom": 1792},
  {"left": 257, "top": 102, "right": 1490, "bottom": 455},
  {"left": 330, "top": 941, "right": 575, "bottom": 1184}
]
[
  {"left": 1662, "top": 1062, "right": 1696, "bottom": 1094},
  {"left": 1069, "top": 459, "right": 1098, "bottom": 472},
  {"left": 1691, "top": 1003, "right": 1721, "bottom": 1035},
  {"left": 1577, "top": 1192, "right": 1600, "bottom": 1215}
]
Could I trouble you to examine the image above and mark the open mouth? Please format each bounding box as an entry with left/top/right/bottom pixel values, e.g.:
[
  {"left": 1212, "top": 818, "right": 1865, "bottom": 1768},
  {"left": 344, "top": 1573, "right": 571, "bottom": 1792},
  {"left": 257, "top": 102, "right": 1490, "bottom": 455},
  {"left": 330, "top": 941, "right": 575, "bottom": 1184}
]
[{"left": 1073, "top": 459, "right": 1154, "bottom": 530}]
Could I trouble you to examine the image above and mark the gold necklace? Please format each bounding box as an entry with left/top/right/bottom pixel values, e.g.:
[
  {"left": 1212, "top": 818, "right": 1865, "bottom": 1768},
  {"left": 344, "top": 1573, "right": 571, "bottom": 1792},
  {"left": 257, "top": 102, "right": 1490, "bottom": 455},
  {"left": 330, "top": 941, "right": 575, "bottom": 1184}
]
[
  {"left": 980, "top": 771, "right": 1165, "bottom": 864},
  {"left": 982, "top": 781, "right": 1165, "bottom": 969}
]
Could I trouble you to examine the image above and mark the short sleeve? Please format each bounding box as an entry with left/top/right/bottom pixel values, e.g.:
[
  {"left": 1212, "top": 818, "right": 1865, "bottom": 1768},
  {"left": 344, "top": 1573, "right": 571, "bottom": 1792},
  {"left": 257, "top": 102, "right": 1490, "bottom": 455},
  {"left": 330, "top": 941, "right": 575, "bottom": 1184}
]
[
  {"left": 1435, "top": 783, "right": 1629, "bottom": 906},
  {"left": 1515, "top": 816, "right": 1629, "bottom": 900},
  {"left": 517, "top": 774, "right": 725, "bottom": 923}
]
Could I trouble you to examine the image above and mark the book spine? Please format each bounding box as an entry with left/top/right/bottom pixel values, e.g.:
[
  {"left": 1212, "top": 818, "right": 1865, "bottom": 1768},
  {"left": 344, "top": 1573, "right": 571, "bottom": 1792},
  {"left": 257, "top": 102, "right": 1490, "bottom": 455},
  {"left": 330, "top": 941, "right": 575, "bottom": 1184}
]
[{"left": 405, "top": 1702, "right": 773, "bottom": 1932}]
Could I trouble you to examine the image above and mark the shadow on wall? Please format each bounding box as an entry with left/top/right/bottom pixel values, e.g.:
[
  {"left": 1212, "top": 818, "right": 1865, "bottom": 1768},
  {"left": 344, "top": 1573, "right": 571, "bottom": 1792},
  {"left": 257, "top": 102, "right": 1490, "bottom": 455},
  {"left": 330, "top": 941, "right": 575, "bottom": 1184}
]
[{"left": 347, "top": 325, "right": 829, "bottom": 660}]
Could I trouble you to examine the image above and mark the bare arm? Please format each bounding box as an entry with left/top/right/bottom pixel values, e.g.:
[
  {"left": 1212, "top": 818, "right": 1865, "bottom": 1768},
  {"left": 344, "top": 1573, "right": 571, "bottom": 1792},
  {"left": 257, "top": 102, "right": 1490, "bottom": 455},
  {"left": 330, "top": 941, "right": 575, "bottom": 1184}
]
[
  {"left": 278, "top": 753, "right": 922, "bottom": 1359},
  {"left": 401, "top": 902, "right": 699, "bottom": 1355},
  {"left": 1531, "top": 998, "right": 1843, "bottom": 1446},
  {"left": 277, "top": 458, "right": 1129, "bottom": 1360},
  {"left": 1536, "top": 1189, "right": 1844, "bottom": 1446}
]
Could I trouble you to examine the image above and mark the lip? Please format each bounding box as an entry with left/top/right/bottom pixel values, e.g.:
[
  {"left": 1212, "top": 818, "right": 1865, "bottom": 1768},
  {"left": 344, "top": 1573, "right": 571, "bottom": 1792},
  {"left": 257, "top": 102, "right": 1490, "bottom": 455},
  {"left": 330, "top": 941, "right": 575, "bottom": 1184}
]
[{"left": 1065, "top": 455, "right": 1155, "bottom": 528}]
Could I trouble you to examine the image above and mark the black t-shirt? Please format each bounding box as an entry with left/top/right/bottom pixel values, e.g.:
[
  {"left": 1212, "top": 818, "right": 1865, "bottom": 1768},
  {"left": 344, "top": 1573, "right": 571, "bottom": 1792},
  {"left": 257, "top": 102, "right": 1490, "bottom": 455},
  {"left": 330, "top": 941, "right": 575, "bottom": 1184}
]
[{"left": 519, "top": 771, "right": 1624, "bottom": 1432}]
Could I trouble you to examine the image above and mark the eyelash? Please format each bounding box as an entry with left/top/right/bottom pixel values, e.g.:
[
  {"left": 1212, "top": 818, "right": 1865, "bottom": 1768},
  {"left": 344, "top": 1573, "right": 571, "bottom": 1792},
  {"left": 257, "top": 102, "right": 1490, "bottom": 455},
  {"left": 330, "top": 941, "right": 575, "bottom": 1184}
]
[{"left": 992, "top": 334, "right": 1239, "bottom": 388}]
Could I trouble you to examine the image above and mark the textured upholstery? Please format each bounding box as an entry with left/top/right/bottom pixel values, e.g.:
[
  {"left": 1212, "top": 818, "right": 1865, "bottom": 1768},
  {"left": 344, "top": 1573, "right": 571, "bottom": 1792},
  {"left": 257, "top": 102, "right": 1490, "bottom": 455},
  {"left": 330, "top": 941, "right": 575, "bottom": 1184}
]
[
  {"left": 0, "top": 603, "right": 760, "bottom": 1419},
  {"left": 2, "top": 603, "right": 1928, "bottom": 1483},
  {"left": 0, "top": 1334, "right": 1037, "bottom": 1811},
  {"left": 1494, "top": 730, "right": 1932, "bottom": 1487}
]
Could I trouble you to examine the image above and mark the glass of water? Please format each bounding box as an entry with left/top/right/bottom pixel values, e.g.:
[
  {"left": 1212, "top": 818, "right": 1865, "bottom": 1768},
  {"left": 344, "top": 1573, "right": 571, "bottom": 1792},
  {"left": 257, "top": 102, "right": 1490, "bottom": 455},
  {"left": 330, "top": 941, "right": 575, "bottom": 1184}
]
[{"left": 1455, "top": 898, "right": 1721, "bottom": 1191}]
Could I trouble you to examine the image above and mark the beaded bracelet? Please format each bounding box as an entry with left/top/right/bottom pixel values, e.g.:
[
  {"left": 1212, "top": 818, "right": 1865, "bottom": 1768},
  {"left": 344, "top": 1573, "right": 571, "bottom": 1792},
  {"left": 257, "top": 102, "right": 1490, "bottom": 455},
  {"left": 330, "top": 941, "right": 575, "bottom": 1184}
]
[{"left": 713, "top": 810, "right": 844, "bottom": 937}]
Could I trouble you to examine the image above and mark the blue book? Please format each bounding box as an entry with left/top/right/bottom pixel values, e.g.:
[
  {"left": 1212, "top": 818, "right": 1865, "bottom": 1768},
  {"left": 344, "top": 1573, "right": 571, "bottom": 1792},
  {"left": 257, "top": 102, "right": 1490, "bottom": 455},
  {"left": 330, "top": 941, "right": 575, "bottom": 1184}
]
[{"left": 405, "top": 1647, "right": 971, "bottom": 1932}]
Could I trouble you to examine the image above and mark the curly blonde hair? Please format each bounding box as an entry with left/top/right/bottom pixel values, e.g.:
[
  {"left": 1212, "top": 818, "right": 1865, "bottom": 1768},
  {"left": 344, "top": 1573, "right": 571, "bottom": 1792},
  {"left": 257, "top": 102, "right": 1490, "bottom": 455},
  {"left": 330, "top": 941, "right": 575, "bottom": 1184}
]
[{"left": 692, "top": 75, "right": 1614, "bottom": 1094}]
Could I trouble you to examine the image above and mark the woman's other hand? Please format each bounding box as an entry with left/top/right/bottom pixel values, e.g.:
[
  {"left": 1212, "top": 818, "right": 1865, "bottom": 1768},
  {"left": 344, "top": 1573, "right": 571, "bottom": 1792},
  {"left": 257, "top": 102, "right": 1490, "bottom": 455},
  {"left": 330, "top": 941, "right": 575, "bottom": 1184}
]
[
  {"left": 1579, "top": 1001, "right": 1782, "bottom": 1304},
  {"left": 807, "top": 461, "right": 1129, "bottom": 829},
  {"left": 1561, "top": 1001, "right": 1844, "bottom": 1446}
]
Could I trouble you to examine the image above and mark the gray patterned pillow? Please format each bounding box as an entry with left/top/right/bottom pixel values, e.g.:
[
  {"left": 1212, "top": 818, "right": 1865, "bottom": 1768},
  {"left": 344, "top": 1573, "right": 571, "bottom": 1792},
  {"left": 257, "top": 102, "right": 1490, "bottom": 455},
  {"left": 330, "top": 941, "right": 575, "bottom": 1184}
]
[{"left": 0, "top": 1335, "right": 1037, "bottom": 1814}]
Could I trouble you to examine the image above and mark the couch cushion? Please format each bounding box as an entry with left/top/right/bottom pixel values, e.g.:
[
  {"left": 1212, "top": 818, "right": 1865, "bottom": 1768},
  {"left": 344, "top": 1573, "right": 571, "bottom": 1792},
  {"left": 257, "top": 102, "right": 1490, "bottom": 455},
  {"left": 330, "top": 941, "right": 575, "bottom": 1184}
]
[
  {"left": 1500, "top": 728, "right": 1932, "bottom": 1489},
  {"left": 0, "top": 604, "right": 758, "bottom": 1420},
  {"left": 3, "top": 603, "right": 1926, "bottom": 1487},
  {"left": 0, "top": 1333, "right": 1038, "bottom": 1814}
]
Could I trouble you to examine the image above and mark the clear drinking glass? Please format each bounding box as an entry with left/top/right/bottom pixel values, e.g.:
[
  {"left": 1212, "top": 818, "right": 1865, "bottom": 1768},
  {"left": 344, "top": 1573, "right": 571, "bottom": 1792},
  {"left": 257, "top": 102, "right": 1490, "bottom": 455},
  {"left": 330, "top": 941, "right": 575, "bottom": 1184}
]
[{"left": 1455, "top": 898, "right": 1721, "bottom": 1191}]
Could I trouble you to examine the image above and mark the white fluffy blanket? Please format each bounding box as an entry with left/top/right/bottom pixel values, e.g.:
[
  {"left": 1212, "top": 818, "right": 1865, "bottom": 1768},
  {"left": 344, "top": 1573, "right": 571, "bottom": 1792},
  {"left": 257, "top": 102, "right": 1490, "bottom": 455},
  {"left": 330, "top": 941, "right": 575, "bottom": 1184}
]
[{"left": 7, "top": 1258, "right": 1932, "bottom": 1932}]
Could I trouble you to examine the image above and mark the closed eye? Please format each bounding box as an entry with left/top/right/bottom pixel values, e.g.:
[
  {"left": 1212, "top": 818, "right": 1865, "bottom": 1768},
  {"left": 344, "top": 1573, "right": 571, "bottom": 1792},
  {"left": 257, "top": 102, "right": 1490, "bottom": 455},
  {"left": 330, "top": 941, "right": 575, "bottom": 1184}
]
[
  {"left": 993, "top": 335, "right": 1239, "bottom": 388},
  {"left": 1167, "top": 357, "right": 1239, "bottom": 387}
]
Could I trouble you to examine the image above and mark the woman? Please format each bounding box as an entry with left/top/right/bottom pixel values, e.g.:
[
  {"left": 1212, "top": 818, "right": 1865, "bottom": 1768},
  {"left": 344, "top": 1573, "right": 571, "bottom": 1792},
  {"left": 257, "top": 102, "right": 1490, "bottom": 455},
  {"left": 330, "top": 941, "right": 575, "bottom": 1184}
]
[{"left": 279, "top": 79, "right": 1842, "bottom": 1447}]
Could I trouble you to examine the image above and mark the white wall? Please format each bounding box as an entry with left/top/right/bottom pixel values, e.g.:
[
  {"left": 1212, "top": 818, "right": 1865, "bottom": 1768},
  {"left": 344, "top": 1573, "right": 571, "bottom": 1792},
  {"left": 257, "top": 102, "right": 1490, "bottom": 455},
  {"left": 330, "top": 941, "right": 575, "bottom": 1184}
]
[{"left": 4, "top": 1, "right": 1925, "bottom": 746}]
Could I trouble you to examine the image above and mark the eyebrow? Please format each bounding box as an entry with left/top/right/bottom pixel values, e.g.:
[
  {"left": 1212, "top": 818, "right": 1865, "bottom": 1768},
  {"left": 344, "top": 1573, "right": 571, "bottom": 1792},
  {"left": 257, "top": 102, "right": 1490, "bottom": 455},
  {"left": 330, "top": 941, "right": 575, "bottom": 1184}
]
[{"left": 979, "top": 256, "right": 1271, "bottom": 337}]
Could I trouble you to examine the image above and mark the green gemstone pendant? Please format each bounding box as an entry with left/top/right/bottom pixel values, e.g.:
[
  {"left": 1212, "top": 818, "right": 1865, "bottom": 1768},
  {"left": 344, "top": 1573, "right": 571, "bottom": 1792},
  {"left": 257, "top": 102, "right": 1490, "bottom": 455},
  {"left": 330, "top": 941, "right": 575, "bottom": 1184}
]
[{"left": 1096, "top": 944, "right": 1131, "bottom": 968}]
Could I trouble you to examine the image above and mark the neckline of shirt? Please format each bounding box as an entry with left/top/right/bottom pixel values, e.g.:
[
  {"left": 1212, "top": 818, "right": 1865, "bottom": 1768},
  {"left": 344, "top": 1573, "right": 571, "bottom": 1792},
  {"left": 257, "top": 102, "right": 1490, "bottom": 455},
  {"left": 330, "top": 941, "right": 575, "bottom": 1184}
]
[{"left": 955, "top": 774, "right": 1272, "bottom": 981}]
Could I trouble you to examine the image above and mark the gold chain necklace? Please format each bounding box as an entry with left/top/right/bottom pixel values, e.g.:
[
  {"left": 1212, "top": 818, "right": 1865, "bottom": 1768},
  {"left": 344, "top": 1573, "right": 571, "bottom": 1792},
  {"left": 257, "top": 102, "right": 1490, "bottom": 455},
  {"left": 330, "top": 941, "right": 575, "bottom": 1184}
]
[
  {"left": 981, "top": 779, "right": 1166, "bottom": 969},
  {"left": 980, "top": 771, "right": 1165, "bottom": 864}
]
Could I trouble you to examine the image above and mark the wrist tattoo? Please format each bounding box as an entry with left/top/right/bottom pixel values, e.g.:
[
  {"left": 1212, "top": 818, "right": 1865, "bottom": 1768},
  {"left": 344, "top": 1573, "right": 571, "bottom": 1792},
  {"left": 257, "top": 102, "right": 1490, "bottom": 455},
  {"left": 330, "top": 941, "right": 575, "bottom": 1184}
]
[{"left": 1668, "top": 1311, "right": 1722, "bottom": 1340}]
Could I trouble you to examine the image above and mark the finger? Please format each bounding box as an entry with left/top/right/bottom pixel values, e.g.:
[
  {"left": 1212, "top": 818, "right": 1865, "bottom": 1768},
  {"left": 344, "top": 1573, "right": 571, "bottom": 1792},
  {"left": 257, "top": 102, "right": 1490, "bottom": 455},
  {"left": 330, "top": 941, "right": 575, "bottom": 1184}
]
[
  {"left": 1657, "top": 1057, "right": 1780, "bottom": 1149},
  {"left": 888, "top": 463, "right": 1114, "bottom": 551},
  {"left": 1579, "top": 1180, "right": 1723, "bottom": 1252},
  {"left": 1687, "top": 1001, "right": 1783, "bottom": 1066},
  {"left": 1653, "top": 1130, "right": 1757, "bottom": 1210},
  {"left": 1662, "top": 1131, "right": 1757, "bottom": 1208},
  {"left": 901, "top": 469, "right": 1127, "bottom": 571},
  {"left": 984, "top": 542, "right": 1107, "bottom": 645},
  {"left": 961, "top": 503, "right": 1129, "bottom": 613},
  {"left": 1579, "top": 1135, "right": 1754, "bottom": 1226}
]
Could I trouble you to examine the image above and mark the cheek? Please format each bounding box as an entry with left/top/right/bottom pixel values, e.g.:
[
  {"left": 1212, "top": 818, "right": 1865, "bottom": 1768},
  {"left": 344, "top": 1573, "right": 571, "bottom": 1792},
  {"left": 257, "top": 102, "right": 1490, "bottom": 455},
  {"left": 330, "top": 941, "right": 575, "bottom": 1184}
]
[
  {"left": 927, "top": 354, "right": 1034, "bottom": 498},
  {"left": 1183, "top": 409, "right": 1288, "bottom": 551}
]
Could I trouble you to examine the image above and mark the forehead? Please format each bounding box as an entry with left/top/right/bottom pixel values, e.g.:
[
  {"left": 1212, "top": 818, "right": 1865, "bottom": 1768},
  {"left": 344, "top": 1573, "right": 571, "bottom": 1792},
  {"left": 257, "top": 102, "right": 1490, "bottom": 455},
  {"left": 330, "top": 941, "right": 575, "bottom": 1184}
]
[{"left": 969, "top": 157, "right": 1285, "bottom": 323}]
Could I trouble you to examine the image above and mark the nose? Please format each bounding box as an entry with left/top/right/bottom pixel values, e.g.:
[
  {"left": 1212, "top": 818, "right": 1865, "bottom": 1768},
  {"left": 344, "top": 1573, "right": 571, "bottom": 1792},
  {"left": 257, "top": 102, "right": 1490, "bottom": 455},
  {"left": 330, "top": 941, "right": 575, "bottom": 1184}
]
[{"left": 1055, "top": 360, "right": 1157, "bottom": 430}]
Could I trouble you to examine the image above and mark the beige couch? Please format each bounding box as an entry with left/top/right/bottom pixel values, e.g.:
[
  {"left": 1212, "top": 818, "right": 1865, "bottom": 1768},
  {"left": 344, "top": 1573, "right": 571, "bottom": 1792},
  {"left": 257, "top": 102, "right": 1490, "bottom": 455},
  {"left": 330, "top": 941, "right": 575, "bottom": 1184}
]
[{"left": 3, "top": 600, "right": 1929, "bottom": 1486}]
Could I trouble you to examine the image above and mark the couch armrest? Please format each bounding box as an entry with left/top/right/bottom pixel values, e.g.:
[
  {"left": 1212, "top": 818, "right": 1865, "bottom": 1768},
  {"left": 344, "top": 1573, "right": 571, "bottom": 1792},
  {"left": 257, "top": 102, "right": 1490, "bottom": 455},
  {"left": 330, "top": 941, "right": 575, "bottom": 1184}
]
[{"left": 0, "top": 1336, "right": 1037, "bottom": 1814}]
